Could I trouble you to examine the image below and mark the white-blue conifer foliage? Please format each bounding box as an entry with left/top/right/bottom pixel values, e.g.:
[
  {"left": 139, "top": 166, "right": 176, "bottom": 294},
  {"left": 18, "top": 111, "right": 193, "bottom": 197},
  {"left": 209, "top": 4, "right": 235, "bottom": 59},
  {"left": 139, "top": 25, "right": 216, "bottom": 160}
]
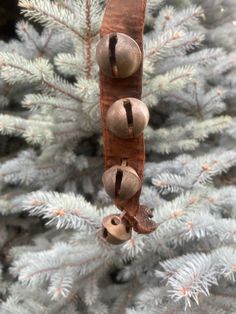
[{"left": 0, "top": 0, "right": 236, "bottom": 312}]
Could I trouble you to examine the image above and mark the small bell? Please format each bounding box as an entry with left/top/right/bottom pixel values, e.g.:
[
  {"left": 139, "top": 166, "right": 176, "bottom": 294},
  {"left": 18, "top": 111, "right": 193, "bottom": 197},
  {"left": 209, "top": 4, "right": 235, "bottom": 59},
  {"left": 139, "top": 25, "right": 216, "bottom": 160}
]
[
  {"left": 102, "top": 165, "right": 141, "bottom": 200},
  {"left": 102, "top": 214, "right": 132, "bottom": 244},
  {"left": 96, "top": 32, "right": 142, "bottom": 78},
  {"left": 106, "top": 98, "right": 149, "bottom": 138}
]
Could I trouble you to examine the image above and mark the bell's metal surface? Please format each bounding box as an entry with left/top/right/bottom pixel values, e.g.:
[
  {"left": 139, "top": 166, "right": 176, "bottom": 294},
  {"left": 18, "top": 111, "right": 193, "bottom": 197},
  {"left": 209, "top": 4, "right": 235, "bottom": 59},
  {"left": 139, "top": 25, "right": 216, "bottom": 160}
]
[
  {"left": 106, "top": 97, "right": 149, "bottom": 138},
  {"left": 96, "top": 32, "right": 142, "bottom": 78},
  {"left": 102, "top": 165, "right": 141, "bottom": 200},
  {"left": 102, "top": 214, "right": 132, "bottom": 244}
]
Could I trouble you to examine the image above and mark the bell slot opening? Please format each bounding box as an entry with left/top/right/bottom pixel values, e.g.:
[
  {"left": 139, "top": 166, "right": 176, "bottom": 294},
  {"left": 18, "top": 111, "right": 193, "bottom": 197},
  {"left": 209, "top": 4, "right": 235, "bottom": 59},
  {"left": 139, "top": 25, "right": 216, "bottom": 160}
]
[
  {"left": 109, "top": 33, "right": 118, "bottom": 76},
  {"left": 123, "top": 99, "right": 134, "bottom": 136},
  {"left": 115, "top": 169, "right": 123, "bottom": 197}
]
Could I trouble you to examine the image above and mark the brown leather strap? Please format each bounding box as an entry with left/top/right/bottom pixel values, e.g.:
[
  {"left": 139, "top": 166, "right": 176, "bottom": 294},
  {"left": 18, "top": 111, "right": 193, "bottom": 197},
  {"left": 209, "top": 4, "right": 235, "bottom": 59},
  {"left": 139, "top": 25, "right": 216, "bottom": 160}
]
[{"left": 99, "top": 0, "right": 156, "bottom": 234}]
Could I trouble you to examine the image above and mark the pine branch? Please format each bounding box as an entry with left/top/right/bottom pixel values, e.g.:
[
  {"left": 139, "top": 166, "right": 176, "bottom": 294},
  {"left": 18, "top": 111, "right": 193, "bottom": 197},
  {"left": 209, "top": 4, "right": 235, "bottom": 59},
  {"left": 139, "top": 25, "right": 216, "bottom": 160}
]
[
  {"left": 19, "top": 0, "right": 85, "bottom": 40},
  {"left": 145, "top": 116, "right": 231, "bottom": 153},
  {"left": 150, "top": 150, "right": 236, "bottom": 195},
  {"left": 157, "top": 252, "right": 217, "bottom": 308},
  {"left": 0, "top": 53, "right": 53, "bottom": 84},
  {"left": 23, "top": 191, "right": 100, "bottom": 232},
  {"left": 143, "top": 65, "right": 195, "bottom": 104}
]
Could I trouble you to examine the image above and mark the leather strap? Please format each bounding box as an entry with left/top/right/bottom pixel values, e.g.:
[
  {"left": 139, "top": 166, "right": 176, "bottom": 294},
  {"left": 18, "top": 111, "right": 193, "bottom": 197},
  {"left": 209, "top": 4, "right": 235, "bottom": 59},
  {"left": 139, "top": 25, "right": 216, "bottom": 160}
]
[{"left": 99, "top": 0, "right": 156, "bottom": 234}]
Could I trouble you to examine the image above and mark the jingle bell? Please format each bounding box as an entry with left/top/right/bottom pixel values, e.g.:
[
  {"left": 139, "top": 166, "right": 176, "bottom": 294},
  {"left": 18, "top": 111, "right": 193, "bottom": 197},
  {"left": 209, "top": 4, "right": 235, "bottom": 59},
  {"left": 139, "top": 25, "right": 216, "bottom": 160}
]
[
  {"left": 102, "top": 165, "right": 141, "bottom": 200},
  {"left": 96, "top": 32, "right": 142, "bottom": 78},
  {"left": 106, "top": 97, "right": 149, "bottom": 138},
  {"left": 102, "top": 214, "right": 132, "bottom": 244}
]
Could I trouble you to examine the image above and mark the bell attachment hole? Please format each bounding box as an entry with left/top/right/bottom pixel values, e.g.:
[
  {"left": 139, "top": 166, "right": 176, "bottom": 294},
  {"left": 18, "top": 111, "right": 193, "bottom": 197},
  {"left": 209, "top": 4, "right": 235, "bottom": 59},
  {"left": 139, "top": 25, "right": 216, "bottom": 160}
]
[
  {"left": 115, "top": 169, "right": 123, "bottom": 197},
  {"left": 103, "top": 227, "right": 108, "bottom": 238},
  {"left": 123, "top": 99, "right": 134, "bottom": 136},
  {"left": 111, "top": 217, "right": 120, "bottom": 225},
  {"left": 109, "top": 33, "right": 118, "bottom": 77}
]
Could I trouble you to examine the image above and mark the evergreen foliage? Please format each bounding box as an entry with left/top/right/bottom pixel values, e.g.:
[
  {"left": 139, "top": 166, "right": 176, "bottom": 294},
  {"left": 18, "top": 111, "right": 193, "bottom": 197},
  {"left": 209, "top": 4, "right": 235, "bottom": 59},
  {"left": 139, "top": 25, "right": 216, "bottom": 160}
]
[{"left": 0, "top": 0, "right": 236, "bottom": 312}]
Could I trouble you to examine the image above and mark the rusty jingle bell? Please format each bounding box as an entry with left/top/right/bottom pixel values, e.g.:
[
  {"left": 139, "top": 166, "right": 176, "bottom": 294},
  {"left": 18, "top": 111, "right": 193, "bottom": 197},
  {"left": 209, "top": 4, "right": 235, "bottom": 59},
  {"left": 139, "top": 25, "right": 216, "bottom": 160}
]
[
  {"left": 106, "top": 97, "right": 149, "bottom": 139},
  {"left": 96, "top": 32, "right": 142, "bottom": 78},
  {"left": 102, "top": 214, "right": 132, "bottom": 245}
]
